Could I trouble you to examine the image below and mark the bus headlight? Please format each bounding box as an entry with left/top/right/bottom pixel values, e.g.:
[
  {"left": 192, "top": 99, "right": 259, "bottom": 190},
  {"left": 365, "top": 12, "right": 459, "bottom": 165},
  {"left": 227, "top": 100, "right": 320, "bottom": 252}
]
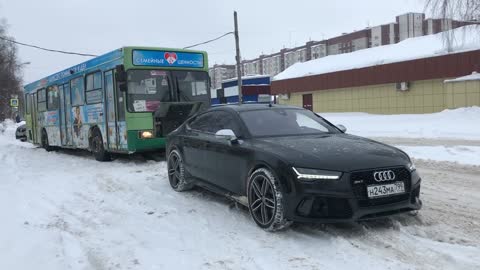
[{"left": 139, "top": 130, "right": 154, "bottom": 139}]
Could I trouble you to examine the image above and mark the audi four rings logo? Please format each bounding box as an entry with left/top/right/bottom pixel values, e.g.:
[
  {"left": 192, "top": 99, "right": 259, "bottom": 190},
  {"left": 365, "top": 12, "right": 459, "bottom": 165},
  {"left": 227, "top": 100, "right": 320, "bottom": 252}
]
[{"left": 373, "top": 170, "right": 396, "bottom": 182}]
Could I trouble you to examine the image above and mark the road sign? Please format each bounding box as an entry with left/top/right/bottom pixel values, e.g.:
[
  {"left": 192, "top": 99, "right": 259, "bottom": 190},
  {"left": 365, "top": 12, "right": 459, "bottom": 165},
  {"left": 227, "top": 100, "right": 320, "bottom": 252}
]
[{"left": 10, "top": 98, "right": 19, "bottom": 107}]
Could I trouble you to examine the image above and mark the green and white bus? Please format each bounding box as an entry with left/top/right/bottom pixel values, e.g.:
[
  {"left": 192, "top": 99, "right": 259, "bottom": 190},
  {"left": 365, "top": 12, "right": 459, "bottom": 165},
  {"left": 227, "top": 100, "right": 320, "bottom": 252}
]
[{"left": 23, "top": 47, "right": 210, "bottom": 160}]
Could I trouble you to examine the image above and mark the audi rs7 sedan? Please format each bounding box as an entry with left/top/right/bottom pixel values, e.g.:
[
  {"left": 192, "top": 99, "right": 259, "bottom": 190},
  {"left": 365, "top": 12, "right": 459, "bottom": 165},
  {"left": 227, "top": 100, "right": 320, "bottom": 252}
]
[{"left": 166, "top": 104, "right": 422, "bottom": 231}]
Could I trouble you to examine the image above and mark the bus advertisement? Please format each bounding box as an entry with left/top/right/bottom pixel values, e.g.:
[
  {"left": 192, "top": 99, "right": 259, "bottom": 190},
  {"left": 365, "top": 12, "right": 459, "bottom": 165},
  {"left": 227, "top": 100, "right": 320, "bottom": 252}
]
[{"left": 23, "top": 47, "right": 210, "bottom": 161}]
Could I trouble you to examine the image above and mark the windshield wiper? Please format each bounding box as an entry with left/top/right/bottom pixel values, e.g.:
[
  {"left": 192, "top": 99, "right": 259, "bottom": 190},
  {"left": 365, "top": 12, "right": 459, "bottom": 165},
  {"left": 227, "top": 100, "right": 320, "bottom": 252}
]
[{"left": 175, "top": 77, "right": 190, "bottom": 102}]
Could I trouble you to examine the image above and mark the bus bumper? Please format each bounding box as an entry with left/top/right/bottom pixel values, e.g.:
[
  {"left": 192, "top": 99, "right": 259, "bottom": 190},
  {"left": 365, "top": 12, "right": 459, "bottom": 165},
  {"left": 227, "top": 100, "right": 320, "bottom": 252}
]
[{"left": 127, "top": 131, "right": 166, "bottom": 152}]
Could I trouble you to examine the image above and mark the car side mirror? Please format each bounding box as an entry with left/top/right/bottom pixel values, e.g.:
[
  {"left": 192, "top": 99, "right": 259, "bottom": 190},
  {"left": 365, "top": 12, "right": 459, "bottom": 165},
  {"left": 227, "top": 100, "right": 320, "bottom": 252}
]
[
  {"left": 337, "top": 124, "right": 347, "bottom": 133},
  {"left": 215, "top": 129, "right": 238, "bottom": 144}
]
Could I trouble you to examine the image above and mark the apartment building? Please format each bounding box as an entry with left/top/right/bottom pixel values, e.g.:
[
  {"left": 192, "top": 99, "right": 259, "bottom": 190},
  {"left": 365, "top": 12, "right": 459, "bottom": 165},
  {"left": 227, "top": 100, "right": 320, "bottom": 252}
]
[{"left": 209, "top": 64, "right": 237, "bottom": 90}]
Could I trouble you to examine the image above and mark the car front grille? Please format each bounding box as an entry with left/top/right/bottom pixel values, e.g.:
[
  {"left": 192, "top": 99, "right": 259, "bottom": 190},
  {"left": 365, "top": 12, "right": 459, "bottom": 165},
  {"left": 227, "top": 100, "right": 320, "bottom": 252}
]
[{"left": 350, "top": 167, "right": 411, "bottom": 207}]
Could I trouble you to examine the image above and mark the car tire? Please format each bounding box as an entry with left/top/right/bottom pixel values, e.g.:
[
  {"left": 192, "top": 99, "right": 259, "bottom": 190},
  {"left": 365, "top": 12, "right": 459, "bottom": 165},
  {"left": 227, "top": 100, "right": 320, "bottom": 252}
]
[
  {"left": 41, "top": 129, "right": 54, "bottom": 152},
  {"left": 90, "top": 128, "right": 111, "bottom": 162},
  {"left": 247, "top": 168, "right": 292, "bottom": 231},
  {"left": 167, "top": 149, "right": 193, "bottom": 192}
]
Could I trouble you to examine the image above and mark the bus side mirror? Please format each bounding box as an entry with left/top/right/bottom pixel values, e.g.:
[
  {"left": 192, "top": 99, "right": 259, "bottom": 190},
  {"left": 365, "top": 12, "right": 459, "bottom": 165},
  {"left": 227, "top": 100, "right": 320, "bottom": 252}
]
[
  {"left": 115, "top": 65, "right": 127, "bottom": 83},
  {"left": 119, "top": 84, "right": 127, "bottom": 92}
]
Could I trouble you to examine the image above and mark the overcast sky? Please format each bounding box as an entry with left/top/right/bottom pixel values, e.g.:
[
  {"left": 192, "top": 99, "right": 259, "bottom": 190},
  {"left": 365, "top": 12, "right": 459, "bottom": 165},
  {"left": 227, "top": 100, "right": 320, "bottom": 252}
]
[{"left": 0, "top": 0, "right": 426, "bottom": 84}]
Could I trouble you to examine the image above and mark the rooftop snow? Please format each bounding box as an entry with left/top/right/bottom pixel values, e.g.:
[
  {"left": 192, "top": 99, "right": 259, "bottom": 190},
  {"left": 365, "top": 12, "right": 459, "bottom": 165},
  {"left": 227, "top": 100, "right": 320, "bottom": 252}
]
[
  {"left": 444, "top": 71, "right": 480, "bottom": 83},
  {"left": 274, "top": 25, "right": 480, "bottom": 81}
]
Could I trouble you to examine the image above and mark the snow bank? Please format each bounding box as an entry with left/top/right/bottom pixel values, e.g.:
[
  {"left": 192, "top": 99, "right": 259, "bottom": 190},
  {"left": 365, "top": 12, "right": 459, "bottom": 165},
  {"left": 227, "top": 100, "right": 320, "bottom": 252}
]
[
  {"left": 274, "top": 25, "right": 480, "bottom": 81},
  {"left": 398, "top": 145, "right": 480, "bottom": 166},
  {"left": 321, "top": 106, "right": 480, "bottom": 140}
]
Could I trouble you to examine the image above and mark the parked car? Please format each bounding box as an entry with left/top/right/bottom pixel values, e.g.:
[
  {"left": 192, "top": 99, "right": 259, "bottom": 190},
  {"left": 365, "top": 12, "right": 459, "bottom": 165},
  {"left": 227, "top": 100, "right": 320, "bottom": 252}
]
[
  {"left": 15, "top": 124, "right": 27, "bottom": 142},
  {"left": 166, "top": 104, "right": 422, "bottom": 231}
]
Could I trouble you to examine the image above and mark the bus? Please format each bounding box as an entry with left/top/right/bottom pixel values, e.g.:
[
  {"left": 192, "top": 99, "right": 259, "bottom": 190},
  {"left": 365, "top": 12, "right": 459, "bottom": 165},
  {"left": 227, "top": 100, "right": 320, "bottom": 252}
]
[{"left": 23, "top": 47, "right": 210, "bottom": 161}]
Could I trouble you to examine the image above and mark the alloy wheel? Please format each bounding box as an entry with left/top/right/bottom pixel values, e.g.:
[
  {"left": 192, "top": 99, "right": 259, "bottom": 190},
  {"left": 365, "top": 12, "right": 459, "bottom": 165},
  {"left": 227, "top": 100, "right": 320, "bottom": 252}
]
[
  {"left": 168, "top": 152, "right": 182, "bottom": 188},
  {"left": 249, "top": 175, "right": 276, "bottom": 226}
]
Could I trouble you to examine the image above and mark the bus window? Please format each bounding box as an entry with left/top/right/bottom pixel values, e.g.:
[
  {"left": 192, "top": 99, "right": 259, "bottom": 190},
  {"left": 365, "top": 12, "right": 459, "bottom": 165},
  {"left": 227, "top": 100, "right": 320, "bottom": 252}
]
[
  {"left": 70, "top": 77, "right": 85, "bottom": 106},
  {"left": 86, "top": 71, "right": 103, "bottom": 104},
  {"left": 47, "top": 85, "right": 59, "bottom": 110},
  {"left": 37, "top": 88, "right": 47, "bottom": 112},
  {"left": 126, "top": 70, "right": 171, "bottom": 112}
]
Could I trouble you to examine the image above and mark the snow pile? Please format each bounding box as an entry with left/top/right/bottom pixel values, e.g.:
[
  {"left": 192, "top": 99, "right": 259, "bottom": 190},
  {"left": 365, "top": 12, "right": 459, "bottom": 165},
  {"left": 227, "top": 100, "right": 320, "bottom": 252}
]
[
  {"left": 0, "top": 119, "right": 25, "bottom": 137},
  {"left": 398, "top": 145, "right": 480, "bottom": 166},
  {"left": 444, "top": 71, "right": 480, "bottom": 83},
  {"left": 321, "top": 106, "right": 480, "bottom": 140},
  {"left": 274, "top": 25, "right": 480, "bottom": 81}
]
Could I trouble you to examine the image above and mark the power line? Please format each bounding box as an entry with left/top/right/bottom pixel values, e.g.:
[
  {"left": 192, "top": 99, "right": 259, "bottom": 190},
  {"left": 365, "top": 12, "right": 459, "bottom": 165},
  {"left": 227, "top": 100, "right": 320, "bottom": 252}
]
[
  {"left": 183, "top": 32, "right": 234, "bottom": 49},
  {"left": 0, "top": 36, "right": 98, "bottom": 57}
]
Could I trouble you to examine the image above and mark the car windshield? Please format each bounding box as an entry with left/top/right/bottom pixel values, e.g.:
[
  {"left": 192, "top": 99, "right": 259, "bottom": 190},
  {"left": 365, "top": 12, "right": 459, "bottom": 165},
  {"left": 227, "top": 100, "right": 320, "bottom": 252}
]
[{"left": 240, "top": 108, "right": 339, "bottom": 137}]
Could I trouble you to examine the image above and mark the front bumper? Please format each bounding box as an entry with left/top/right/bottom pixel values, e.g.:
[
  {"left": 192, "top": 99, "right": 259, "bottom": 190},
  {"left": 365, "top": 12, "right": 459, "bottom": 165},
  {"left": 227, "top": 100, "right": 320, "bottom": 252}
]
[{"left": 282, "top": 168, "right": 422, "bottom": 223}]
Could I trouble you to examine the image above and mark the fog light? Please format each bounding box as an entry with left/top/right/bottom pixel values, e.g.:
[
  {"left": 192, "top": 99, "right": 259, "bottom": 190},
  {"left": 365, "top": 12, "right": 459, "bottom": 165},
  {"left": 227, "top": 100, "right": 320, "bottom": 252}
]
[{"left": 139, "top": 130, "right": 154, "bottom": 139}]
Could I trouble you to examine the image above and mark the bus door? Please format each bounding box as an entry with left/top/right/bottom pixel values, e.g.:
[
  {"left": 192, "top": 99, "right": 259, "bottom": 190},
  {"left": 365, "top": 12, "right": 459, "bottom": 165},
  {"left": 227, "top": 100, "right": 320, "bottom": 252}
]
[
  {"left": 59, "top": 85, "right": 66, "bottom": 145},
  {"left": 104, "top": 70, "right": 118, "bottom": 150},
  {"left": 63, "top": 83, "right": 73, "bottom": 145},
  {"left": 31, "top": 92, "right": 38, "bottom": 144}
]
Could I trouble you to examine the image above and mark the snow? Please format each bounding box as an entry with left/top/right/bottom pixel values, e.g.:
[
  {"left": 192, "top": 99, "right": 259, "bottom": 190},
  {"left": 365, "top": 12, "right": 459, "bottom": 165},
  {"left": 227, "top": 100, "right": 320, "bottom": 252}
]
[
  {"left": 444, "top": 71, "right": 480, "bottom": 83},
  {"left": 397, "top": 145, "right": 480, "bottom": 166},
  {"left": 320, "top": 107, "right": 480, "bottom": 165},
  {"left": 274, "top": 25, "right": 480, "bottom": 81},
  {"left": 1, "top": 119, "right": 480, "bottom": 270},
  {"left": 321, "top": 106, "right": 480, "bottom": 141}
]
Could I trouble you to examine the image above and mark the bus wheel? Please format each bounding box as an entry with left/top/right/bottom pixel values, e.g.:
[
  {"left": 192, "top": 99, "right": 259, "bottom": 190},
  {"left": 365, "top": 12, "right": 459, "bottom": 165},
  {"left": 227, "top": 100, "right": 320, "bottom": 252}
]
[
  {"left": 41, "top": 129, "right": 54, "bottom": 152},
  {"left": 91, "top": 128, "right": 111, "bottom": 162}
]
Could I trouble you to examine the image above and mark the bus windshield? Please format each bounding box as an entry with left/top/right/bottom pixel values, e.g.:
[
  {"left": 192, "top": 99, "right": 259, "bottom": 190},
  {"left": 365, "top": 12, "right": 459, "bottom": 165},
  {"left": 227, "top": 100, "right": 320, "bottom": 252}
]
[
  {"left": 172, "top": 71, "right": 209, "bottom": 103},
  {"left": 127, "top": 70, "right": 172, "bottom": 112},
  {"left": 127, "top": 70, "right": 209, "bottom": 112}
]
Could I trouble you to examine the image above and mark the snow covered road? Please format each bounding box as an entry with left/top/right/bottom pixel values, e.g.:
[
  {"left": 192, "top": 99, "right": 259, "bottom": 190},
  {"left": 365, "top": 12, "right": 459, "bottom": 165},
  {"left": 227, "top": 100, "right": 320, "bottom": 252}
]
[{"left": 1, "top": 122, "right": 479, "bottom": 270}]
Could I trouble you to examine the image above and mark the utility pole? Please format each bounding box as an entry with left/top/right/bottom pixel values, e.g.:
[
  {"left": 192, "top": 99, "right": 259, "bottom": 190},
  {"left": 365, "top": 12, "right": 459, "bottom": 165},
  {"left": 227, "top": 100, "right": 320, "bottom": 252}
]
[{"left": 234, "top": 11, "right": 243, "bottom": 105}]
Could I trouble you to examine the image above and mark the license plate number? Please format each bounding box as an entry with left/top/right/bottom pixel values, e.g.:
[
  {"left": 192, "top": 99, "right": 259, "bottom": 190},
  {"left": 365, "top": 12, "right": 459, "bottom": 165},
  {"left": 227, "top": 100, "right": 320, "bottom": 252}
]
[{"left": 367, "top": 182, "right": 405, "bottom": 198}]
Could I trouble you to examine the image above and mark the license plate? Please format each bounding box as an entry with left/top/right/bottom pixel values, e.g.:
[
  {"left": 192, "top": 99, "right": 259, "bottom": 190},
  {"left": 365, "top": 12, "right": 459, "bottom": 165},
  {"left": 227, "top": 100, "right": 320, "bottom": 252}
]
[{"left": 367, "top": 181, "right": 405, "bottom": 198}]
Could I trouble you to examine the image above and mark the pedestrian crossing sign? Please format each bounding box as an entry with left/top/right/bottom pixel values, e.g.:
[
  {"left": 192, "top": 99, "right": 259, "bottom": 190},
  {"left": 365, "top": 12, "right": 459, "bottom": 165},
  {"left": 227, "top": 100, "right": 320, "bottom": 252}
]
[{"left": 10, "top": 98, "right": 19, "bottom": 107}]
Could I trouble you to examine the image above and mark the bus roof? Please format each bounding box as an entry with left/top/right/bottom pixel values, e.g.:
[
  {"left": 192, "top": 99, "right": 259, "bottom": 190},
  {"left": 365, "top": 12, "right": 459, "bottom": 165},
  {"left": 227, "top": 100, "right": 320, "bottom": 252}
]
[{"left": 23, "top": 46, "right": 207, "bottom": 93}]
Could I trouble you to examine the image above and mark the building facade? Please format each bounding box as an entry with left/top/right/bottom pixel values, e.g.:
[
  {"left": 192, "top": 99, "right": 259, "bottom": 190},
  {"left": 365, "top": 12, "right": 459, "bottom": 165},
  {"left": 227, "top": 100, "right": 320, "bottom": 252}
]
[{"left": 272, "top": 50, "right": 480, "bottom": 114}]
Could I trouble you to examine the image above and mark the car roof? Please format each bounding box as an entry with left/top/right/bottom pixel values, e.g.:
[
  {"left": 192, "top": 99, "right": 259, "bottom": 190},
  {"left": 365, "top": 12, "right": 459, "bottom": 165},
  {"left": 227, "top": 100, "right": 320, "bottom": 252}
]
[{"left": 208, "top": 103, "right": 302, "bottom": 112}]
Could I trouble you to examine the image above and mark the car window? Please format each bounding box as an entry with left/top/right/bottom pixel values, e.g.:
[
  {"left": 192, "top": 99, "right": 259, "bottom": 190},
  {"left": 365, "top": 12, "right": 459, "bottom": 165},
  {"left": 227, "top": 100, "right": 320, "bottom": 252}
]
[
  {"left": 188, "top": 112, "right": 216, "bottom": 133},
  {"left": 188, "top": 110, "right": 242, "bottom": 135},
  {"left": 213, "top": 111, "right": 242, "bottom": 136}
]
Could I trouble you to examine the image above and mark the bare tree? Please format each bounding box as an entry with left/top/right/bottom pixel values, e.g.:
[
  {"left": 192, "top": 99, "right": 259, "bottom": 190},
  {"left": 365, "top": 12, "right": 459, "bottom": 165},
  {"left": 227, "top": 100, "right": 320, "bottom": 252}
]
[
  {"left": 426, "top": 0, "right": 480, "bottom": 20},
  {"left": 425, "top": 0, "right": 480, "bottom": 52},
  {"left": 0, "top": 18, "right": 23, "bottom": 121}
]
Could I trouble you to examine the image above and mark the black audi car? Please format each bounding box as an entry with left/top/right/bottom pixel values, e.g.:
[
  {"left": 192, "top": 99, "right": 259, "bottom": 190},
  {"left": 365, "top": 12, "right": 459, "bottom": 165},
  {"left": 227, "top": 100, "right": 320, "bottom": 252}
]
[{"left": 166, "top": 104, "right": 422, "bottom": 231}]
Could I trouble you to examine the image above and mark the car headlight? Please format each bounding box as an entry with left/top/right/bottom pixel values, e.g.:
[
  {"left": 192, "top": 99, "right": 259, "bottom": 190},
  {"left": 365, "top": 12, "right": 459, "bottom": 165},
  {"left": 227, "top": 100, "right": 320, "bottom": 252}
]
[
  {"left": 292, "top": 167, "right": 342, "bottom": 181},
  {"left": 407, "top": 162, "right": 416, "bottom": 172},
  {"left": 139, "top": 130, "right": 154, "bottom": 139}
]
